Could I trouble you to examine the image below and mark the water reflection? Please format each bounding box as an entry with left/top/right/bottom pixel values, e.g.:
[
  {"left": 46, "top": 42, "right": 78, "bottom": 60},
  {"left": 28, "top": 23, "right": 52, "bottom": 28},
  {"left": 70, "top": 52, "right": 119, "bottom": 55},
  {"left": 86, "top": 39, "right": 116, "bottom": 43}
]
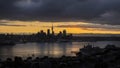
[{"left": 0, "top": 41, "right": 120, "bottom": 60}]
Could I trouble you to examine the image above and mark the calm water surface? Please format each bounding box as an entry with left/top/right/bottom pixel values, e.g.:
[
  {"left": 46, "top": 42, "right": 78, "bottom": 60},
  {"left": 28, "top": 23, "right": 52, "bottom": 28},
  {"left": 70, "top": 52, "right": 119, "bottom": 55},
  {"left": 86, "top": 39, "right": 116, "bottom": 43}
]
[{"left": 0, "top": 41, "right": 120, "bottom": 60}]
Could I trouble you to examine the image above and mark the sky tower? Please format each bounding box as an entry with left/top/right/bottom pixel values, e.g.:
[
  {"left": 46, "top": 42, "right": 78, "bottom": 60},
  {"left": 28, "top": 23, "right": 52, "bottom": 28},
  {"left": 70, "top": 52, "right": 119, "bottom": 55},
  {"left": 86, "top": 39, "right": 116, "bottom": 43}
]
[{"left": 51, "top": 23, "right": 54, "bottom": 35}]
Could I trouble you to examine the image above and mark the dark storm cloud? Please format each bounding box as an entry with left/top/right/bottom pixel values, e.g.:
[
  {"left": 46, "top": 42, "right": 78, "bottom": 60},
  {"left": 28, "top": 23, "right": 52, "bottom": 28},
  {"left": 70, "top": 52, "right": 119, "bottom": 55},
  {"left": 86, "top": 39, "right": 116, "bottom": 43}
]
[
  {"left": 0, "top": 23, "right": 26, "bottom": 27},
  {"left": 55, "top": 23, "right": 120, "bottom": 31},
  {"left": 0, "top": 0, "right": 120, "bottom": 25},
  {"left": 92, "top": 11, "right": 120, "bottom": 25},
  {"left": 0, "top": 20, "right": 26, "bottom": 27}
]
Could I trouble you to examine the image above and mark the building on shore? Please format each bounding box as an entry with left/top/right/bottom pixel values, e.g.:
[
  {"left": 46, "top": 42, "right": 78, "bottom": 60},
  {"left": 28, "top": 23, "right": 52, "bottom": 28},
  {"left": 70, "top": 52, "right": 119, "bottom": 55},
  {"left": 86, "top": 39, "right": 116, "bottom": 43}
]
[{"left": 0, "top": 25, "right": 73, "bottom": 43}]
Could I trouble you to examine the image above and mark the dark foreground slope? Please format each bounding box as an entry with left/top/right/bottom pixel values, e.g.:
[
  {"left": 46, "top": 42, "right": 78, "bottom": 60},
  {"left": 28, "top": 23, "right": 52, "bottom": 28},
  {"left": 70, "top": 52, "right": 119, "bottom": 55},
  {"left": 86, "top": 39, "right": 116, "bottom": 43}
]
[{"left": 0, "top": 45, "right": 120, "bottom": 68}]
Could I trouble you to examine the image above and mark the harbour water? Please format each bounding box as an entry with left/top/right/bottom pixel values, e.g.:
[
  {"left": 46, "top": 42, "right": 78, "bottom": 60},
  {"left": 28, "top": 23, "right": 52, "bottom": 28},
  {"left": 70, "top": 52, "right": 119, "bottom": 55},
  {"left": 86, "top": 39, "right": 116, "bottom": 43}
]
[{"left": 0, "top": 41, "right": 120, "bottom": 60}]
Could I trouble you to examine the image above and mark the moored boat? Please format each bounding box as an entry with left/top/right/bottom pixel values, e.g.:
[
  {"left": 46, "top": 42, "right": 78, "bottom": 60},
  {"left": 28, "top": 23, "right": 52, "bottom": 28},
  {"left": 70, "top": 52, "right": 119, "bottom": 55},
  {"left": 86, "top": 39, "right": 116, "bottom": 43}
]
[{"left": 0, "top": 41, "right": 15, "bottom": 45}]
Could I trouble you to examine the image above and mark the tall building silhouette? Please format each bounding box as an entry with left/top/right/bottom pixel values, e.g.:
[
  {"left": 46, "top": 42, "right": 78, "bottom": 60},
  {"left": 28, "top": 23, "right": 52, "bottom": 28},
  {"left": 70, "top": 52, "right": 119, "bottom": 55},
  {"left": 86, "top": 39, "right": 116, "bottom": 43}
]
[
  {"left": 47, "top": 29, "right": 50, "bottom": 35},
  {"left": 51, "top": 24, "right": 54, "bottom": 35},
  {"left": 63, "top": 30, "right": 67, "bottom": 36}
]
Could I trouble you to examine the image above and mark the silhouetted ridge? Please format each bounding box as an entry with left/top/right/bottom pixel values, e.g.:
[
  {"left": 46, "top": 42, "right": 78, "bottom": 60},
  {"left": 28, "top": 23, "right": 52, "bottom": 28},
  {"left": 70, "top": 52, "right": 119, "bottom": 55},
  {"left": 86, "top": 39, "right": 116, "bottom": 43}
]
[{"left": 0, "top": 44, "right": 120, "bottom": 68}]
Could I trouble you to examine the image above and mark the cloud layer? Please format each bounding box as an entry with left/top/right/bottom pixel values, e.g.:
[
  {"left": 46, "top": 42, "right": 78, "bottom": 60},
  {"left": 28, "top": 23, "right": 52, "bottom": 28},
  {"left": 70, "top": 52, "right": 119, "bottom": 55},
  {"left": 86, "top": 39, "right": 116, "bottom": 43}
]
[
  {"left": 0, "top": 0, "right": 120, "bottom": 25},
  {"left": 55, "top": 23, "right": 120, "bottom": 31}
]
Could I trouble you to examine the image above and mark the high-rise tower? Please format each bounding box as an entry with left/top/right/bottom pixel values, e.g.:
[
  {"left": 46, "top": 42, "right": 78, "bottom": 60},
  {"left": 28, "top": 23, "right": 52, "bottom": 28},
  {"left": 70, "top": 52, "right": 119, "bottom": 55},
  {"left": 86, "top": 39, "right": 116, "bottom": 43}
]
[
  {"left": 63, "top": 29, "right": 67, "bottom": 36},
  {"left": 51, "top": 24, "right": 54, "bottom": 35},
  {"left": 51, "top": 24, "right": 53, "bottom": 32},
  {"left": 47, "top": 29, "right": 50, "bottom": 35}
]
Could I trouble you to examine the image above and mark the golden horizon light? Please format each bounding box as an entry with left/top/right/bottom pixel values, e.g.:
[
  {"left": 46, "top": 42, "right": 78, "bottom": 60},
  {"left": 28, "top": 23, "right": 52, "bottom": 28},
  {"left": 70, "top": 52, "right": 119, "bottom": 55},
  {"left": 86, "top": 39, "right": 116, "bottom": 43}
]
[{"left": 0, "top": 20, "right": 120, "bottom": 34}]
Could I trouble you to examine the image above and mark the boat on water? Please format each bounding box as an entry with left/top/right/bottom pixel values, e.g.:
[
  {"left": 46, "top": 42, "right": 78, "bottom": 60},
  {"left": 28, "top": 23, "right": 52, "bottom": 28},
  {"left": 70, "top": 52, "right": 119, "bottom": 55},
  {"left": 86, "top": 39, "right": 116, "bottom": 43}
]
[
  {"left": 56, "top": 39, "right": 71, "bottom": 42},
  {"left": 75, "top": 44, "right": 103, "bottom": 56},
  {"left": 0, "top": 41, "right": 15, "bottom": 45}
]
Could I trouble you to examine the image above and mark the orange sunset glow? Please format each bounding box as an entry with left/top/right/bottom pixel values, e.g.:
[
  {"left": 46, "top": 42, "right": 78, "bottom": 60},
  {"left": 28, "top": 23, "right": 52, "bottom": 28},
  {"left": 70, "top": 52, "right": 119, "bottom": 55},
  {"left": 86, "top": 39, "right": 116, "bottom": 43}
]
[
  {"left": 0, "top": 20, "right": 120, "bottom": 34},
  {"left": 1, "top": 0, "right": 120, "bottom": 67}
]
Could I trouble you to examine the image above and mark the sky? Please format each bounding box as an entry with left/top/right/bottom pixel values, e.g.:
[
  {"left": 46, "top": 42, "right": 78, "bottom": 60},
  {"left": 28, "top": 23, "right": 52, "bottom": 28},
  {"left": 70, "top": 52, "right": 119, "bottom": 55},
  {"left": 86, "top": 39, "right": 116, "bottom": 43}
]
[{"left": 0, "top": 0, "right": 120, "bottom": 34}]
